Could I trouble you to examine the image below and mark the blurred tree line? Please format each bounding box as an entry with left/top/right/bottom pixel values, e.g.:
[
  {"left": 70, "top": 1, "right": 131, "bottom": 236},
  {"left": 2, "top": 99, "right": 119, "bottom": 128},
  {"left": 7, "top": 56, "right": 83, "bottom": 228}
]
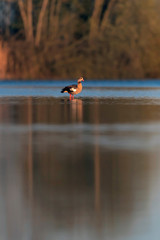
[{"left": 1, "top": 0, "right": 160, "bottom": 79}]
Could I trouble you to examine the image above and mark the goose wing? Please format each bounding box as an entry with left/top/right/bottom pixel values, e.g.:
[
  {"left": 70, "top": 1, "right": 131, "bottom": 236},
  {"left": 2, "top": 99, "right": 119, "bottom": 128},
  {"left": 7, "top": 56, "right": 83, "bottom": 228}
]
[
  {"left": 68, "top": 84, "right": 77, "bottom": 93},
  {"left": 61, "top": 84, "right": 77, "bottom": 93}
]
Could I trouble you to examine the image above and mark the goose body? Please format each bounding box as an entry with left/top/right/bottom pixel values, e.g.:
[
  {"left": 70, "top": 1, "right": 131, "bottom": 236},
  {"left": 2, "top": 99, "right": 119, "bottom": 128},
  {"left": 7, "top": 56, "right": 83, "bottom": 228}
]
[{"left": 61, "top": 77, "right": 84, "bottom": 99}]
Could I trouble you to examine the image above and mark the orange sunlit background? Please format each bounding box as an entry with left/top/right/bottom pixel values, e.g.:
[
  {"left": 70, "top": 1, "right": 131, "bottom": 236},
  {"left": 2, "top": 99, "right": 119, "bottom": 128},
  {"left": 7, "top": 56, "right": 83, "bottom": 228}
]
[{"left": 1, "top": 0, "right": 160, "bottom": 80}]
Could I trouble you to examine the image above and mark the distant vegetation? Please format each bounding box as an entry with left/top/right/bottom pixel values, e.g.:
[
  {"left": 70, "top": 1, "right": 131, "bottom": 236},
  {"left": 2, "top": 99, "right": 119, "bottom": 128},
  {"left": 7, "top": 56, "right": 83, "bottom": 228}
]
[{"left": 1, "top": 0, "right": 160, "bottom": 79}]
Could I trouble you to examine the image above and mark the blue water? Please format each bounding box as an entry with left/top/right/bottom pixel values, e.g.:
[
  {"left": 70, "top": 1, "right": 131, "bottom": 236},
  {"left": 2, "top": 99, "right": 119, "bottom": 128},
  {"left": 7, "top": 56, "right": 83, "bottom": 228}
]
[
  {"left": 1, "top": 80, "right": 160, "bottom": 240},
  {"left": 1, "top": 79, "right": 160, "bottom": 87},
  {"left": 0, "top": 80, "right": 160, "bottom": 98}
]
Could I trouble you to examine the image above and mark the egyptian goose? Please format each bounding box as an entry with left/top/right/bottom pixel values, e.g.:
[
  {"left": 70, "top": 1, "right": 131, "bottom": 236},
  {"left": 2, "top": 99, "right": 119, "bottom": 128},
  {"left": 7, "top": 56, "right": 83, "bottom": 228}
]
[{"left": 61, "top": 77, "right": 84, "bottom": 100}]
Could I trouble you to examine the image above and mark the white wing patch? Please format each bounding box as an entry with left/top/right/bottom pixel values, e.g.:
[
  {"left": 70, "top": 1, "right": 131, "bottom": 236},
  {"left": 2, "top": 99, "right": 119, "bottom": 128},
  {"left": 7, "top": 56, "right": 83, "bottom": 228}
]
[{"left": 70, "top": 88, "right": 76, "bottom": 92}]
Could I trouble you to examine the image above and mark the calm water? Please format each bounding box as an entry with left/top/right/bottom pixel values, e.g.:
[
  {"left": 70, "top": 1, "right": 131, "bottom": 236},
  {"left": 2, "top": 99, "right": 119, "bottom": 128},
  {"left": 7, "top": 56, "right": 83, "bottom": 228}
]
[{"left": 1, "top": 80, "right": 160, "bottom": 240}]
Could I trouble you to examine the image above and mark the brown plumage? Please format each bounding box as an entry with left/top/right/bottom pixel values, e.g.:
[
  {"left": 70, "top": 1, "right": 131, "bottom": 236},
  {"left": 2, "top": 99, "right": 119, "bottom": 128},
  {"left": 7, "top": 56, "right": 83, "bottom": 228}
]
[{"left": 61, "top": 77, "right": 84, "bottom": 100}]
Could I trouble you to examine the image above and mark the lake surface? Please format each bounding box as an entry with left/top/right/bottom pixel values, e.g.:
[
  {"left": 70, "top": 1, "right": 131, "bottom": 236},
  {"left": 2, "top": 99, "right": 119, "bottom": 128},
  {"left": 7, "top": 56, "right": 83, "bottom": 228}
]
[{"left": 0, "top": 80, "right": 160, "bottom": 240}]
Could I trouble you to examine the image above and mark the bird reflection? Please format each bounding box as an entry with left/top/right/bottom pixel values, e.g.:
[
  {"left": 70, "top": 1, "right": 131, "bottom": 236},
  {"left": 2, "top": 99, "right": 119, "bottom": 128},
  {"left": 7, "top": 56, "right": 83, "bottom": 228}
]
[
  {"left": 70, "top": 99, "right": 83, "bottom": 123},
  {"left": 27, "top": 97, "right": 33, "bottom": 238},
  {"left": 93, "top": 100, "right": 101, "bottom": 223},
  {"left": 28, "top": 97, "right": 33, "bottom": 199}
]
